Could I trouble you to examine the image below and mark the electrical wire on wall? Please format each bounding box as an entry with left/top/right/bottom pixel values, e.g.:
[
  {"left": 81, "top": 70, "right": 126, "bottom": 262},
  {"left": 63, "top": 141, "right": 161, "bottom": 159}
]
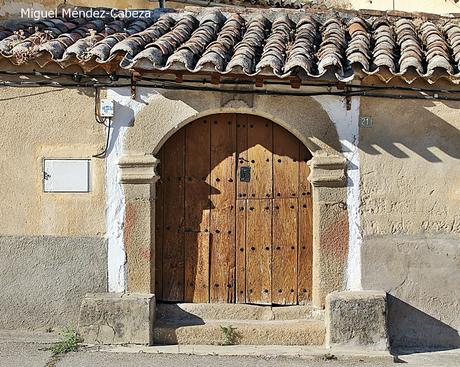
[
  {"left": 92, "top": 86, "right": 112, "bottom": 158},
  {"left": 94, "top": 87, "right": 108, "bottom": 126},
  {"left": 2, "top": 70, "right": 460, "bottom": 101},
  {"left": 93, "top": 117, "right": 112, "bottom": 158},
  {"left": 1, "top": 69, "right": 460, "bottom": 98}
]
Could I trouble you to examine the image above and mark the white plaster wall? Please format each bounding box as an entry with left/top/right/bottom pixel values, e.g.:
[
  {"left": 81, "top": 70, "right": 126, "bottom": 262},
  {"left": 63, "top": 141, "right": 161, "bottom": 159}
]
[
  {"left": 313, "top": 95, "right": 362, "bottom": 291},
  {"left": 106, "top": 87, "right": 157, "bottom": 292}
]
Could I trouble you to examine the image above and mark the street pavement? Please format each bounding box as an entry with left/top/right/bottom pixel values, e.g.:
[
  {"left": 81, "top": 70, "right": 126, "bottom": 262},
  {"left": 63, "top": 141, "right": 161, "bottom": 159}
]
[{"left": 1, "top": 330, "right": 459, "bottom": 367}]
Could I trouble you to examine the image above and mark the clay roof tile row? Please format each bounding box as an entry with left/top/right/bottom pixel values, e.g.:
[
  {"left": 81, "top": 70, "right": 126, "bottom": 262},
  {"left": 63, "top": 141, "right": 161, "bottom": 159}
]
[{"left": 2, "top": 7, "right": 460, "bottom": 84}]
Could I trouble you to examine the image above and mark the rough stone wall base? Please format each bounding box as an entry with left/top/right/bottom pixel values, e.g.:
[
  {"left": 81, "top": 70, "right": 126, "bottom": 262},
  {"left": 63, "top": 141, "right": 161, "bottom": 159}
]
[
  {"left": 326, "top": 291, "right": 388, "bottom": 351},
  {"left": 0, "top": 235, "right": 107, "bottom": 330},
  {"left": 78, "top": 293, "right": 155, "bottom": 345},
  {"left": 362, "top": 235, "right": 460, "bottom": 348}
]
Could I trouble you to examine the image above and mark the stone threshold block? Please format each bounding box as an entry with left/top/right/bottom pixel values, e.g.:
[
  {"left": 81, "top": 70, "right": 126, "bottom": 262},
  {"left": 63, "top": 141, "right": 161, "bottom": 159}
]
[
  {"left": 78, "top": 293, "right": 155, "bottom": 345},
  {"left": 326, "top": 291, "right": 387, "bottom": 351}
]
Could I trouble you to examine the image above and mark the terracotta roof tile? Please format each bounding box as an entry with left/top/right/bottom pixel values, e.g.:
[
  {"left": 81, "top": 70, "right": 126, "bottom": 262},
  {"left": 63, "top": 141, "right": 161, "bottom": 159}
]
[{"left": 2, "top": 7, "right": 460, "bottom": 84}]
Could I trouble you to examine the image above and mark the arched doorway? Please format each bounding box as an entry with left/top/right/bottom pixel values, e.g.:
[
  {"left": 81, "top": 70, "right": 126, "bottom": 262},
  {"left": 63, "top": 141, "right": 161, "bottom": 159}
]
[{"left": 154, "top": 114, "right": 313, "bottom": 305}]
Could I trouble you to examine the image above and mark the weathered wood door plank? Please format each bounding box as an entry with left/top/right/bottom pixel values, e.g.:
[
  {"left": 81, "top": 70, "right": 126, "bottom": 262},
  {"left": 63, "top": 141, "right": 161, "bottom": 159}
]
[
  {"left": 184, "top": 118, "right": 211, "bottom": 302},
  {"left": 273, "top": 124, "right": 300, "bottom": 199},
  {"left": 247, "top": 117, "right": 273, "bottom": 199},
  {"left": 236, "top": 114, "right": 248, "bottom": 303},
  {"left": 210, "top": 114, "right": 237, "bottom": 303},
  {"left": 298, "top": 144, "right": 313, "bottom": 303},
  {"left": 246, "top": 199, "right": 272, "bottom": 304},
  {"left": 161, "top": 129, "right": 186, "bottom": 301},
  {"left": 272, "top": 198, "right": 298, "bottom": 305}
]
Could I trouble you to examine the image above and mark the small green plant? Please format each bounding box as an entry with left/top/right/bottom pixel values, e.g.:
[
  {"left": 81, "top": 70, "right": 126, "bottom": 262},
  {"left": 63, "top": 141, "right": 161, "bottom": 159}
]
[
  {"left": 48, "top": 327, "right": 83, "bottom": 356},
  {"left": 220, "top": 325, "right": 237, "bottom": 345}
]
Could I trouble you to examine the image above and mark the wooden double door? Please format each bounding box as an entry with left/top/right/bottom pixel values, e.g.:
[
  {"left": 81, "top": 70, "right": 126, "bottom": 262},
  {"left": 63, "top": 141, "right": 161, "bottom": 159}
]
[{"left": 155, "top": 114, "right": 313, "bottom": 305}]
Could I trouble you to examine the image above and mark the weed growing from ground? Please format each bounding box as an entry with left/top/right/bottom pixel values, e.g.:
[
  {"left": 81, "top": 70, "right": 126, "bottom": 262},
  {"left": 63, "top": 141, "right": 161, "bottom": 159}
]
[
  {"left": 48, "top": 327, "right": 83, "bottom": 356},
  {"left": 220, "top": 325, "right": 238, "bottom": 345}
]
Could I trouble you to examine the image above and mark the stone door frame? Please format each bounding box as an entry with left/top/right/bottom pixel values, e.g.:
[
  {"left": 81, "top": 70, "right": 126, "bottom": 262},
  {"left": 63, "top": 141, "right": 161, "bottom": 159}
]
[{"left": 117, "top": 109, "right": 349, "bottom": 308}]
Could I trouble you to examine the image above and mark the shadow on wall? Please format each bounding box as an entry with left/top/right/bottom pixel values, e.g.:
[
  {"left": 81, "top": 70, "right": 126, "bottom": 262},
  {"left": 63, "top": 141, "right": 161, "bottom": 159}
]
[
  {"left": 360, "top": 98, "right": 460, "bottom": 163},
  {"left": 388, "top": 294, "right": 460, "bottom": 354}
]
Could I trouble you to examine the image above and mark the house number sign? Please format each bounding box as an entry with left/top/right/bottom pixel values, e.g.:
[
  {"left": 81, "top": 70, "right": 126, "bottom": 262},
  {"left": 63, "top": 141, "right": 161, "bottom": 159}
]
[{"left": 240, "top": 166, "right": 251, "bottom": 182}]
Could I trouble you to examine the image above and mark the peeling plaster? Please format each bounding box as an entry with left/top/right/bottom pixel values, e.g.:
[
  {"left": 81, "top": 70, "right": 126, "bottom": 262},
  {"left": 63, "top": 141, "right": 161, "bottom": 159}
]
[
  {"left": 106, "top": 87, "right": 157, "bottom": 292},
  {"left": 313, "top": 95, "right": 362, "bottom": 291}
]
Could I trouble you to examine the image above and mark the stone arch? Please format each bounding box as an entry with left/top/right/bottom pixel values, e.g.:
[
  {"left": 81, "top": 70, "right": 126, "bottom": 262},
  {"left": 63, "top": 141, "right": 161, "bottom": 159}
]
[
  {"left": 118, "top": 89, "right": 349, "bottom": 308},
  {"left": 123, "top": 90, "right": 343, "bottom": 158}
]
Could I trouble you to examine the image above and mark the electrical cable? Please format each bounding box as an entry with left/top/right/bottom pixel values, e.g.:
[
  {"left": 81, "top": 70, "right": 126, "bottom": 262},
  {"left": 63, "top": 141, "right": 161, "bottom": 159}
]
[
  {"left": 0, "top": 79, "right": 456, "bottom": 101},
  {"left": 1, "top": 70, "right": 456, "bottom": 160},
  {"left": 1, "top": 69, "right": 460, "bottom": 94},
  {"left": 93, "top": 117, "right": 112, "bottom": 158}
]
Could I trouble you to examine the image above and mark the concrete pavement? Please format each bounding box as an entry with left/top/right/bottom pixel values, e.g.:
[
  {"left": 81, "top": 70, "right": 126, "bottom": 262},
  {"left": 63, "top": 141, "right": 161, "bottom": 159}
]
[{"left": 1, "top": 330, "right": 460, "bottom": 367}]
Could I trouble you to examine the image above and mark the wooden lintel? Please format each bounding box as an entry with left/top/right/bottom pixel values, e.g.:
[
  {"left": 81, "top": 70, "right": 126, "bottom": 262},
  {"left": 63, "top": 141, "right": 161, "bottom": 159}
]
[
  {"left": 290, "top": 76, "right": 301, "bottom": 89},
  {"left": 336, "top": 82, "right": 346, "bottom": 90},
  {"left": 255, "top": 76, "right": 264, "bottom": 87},
  {"left": 211, "top": 73, "right": 220, "bottom": 85}
]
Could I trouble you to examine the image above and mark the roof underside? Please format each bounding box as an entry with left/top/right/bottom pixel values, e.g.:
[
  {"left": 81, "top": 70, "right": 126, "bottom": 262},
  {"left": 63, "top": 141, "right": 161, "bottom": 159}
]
[{"left": 2, "top": 7, "right": 460, "bottom": 84}]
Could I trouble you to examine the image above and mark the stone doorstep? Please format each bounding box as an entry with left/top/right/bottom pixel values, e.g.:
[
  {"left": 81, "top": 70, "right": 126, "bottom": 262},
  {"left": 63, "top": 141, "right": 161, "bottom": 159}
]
[
  {"left": 77, "top": 291, "right": 388, "bottom": 350},
  {"left": 155, "top": 302, "right": 323, "bottom": 321},
  {"left": 155, "top": 302, "right": 326, "bottom": 346},
  {"left": 89, "top": 344, "right": 393, "bottom": 361},
  {"left": 154, "top": 319, "right": 326, "bottom": 346}
]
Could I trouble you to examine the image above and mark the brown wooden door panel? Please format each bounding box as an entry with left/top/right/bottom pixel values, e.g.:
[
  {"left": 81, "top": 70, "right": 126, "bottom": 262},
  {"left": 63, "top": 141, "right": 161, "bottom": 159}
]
[
  {"left": 184, "top": 118, "right": 211, "bottom": 302},
  {"left": 298, "top": 197, "right": 313, "bottom": 303},
  {"left": 235, "top": 199, "right": 247, "bottom": 303},
  {"left": 236, "top": 115, "right": 249, "bottom": 200},
  {"left": 210, "top": 115, "right": 236, "bottom": 302},
  {"left": 273, "top": 124, "right": 300, "bottom": 199},
  {"left": 247, "top": 117, "right": 273, "bottom": 199},
  {"left": 272, "top": 198, "right": 298, "bottom": 305},
  {"left": 246, "top": 199, "right": 272, "bottom": 304},
  {"left": 299, "top": 144, "right": 312, "bottom": 197},
  {"left": 185, "top": 231, "right": 210, "bottom": 302},
  {"left": 162, "top": 129, "right": 185, "bottom": 301},
  {"left": 155, "top": 114, "right": 313, "bottom": 305},
  {"left": 298, "top": 144, "right": 313, "bottom": 303}
]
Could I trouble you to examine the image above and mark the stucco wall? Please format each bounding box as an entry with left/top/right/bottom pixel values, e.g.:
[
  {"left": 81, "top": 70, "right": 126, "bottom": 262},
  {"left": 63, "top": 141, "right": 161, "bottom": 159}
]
[
  {"left": 0, "top": 87, "right": 107, "bottom": 329},
  {"left": 0, "top": 236, "right": 107, "bottom": 330},
  {"left": 359, "top": 89, "right": 460, "bottom": 348}
]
